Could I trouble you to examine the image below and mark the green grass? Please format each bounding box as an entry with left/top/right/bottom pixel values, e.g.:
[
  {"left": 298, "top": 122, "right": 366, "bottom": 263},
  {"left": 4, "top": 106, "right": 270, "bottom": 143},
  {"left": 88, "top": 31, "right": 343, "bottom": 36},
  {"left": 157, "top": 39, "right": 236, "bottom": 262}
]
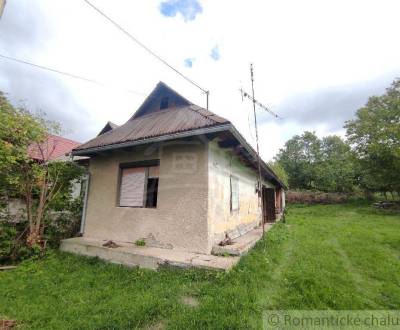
[{"left": 1, "top": 203, "right": 399, "bottom": 329}]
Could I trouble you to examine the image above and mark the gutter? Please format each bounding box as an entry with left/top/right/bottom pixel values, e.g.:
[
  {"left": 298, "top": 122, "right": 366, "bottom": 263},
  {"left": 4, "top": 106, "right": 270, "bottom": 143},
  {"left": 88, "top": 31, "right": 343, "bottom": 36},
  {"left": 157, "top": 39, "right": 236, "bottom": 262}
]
[{"left": 79, "top": 173, "right": 90, "bottom": 234}]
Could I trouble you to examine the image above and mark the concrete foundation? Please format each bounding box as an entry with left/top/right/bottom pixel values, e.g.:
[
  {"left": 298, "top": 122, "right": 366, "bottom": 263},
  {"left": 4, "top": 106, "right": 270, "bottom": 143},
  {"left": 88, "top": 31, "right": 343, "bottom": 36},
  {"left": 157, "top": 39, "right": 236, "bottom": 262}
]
[
  {"left": 61, "top": 225, "right": 270, "bottom": 271},
  {"left": 211, "top": 225, "right": 272, "bottom": 256},
  {"left": 60, "top": 237, "right": 239, "bottom": 271}
]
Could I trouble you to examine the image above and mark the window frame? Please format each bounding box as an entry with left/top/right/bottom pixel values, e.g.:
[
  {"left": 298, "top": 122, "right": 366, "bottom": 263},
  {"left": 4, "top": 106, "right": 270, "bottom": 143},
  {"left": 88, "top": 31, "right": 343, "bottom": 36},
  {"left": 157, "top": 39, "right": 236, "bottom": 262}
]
[
  {"left": 230, "top": 175, "right": 240, "bottom": 213},
  {"left": 117, "top": 160, "right": 160, "bottom": 208}
]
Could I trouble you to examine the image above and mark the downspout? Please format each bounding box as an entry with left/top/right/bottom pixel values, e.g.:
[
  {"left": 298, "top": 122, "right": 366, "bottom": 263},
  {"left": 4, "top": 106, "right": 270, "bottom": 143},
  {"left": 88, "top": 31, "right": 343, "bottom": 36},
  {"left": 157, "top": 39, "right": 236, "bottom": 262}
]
[{"left": 80, "top": 173, "right": 90, "bottom": 235}]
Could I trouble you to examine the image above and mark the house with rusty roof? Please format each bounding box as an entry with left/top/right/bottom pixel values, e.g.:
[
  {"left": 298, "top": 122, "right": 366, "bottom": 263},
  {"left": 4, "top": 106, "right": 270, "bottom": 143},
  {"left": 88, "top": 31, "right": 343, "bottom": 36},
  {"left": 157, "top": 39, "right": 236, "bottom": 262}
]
[{"left": 61, "top": 82, "right": 286, "bottom": 270}]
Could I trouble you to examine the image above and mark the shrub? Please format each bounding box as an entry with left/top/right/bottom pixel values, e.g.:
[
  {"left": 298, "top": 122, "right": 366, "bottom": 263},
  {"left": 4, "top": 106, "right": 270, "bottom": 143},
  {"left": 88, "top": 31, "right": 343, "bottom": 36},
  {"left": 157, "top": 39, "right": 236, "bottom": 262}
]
[
  {"left": 286, "top": 190, "right": 352, "bottom": 204},
  {"left": 135, "top": 239, "right": 146, "bottom": 246},
  {"left": 0, "top": 219, "right": 38, "bottom": 265}
]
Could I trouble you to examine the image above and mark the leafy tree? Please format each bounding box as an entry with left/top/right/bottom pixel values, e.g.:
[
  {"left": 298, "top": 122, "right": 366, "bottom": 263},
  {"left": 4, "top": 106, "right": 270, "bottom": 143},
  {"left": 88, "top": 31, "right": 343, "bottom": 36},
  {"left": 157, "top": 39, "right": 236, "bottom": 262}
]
[
  {"left": 268, "top": 161, "right": 289, "bottom": 188},
  {"left": 315, "top": 136, "right": 355, "bottom": 192},
  {"left": 0, "top": 92, "right": 46, "bottom": 196},
  {"left": 275, "top": 132, "right": 355, "bottom": 192},
  {"left": 345, "top": 79, "right": 400, "bottom": 196},
  {"left": 0, "top": 92, "right": 84, "bottom": 247},
  {"left": 275, "top": 131, "right": 321, "bottom": 190}
]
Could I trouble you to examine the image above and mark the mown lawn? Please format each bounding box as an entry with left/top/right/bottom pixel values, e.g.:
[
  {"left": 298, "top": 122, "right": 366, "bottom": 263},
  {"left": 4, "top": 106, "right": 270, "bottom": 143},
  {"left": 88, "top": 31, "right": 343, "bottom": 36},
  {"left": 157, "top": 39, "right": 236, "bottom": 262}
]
[{"left": 1, "top": 203, "right": 399, "bottom": 329}]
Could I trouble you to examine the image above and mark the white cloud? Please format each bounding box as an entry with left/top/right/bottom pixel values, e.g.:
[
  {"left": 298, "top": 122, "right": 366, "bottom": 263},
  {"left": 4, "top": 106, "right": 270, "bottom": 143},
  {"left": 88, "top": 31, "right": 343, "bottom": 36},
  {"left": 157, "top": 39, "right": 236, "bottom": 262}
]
[{"left": 0, "top": 0, "right": 399, "bottom": 158}]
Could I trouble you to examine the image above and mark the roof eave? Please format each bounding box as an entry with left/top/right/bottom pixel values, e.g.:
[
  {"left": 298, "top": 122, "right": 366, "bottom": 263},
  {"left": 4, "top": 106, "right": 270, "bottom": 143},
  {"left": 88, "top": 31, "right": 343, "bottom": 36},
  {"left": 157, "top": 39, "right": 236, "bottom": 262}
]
[
  {"left": 72, "top": 123, "right": 286, "bottom": 189},
  {"left": 227, "top": 126, "right": 287, "bottom": 189},
  {"left": 71, "top": 124, "right": 232, "bottom": 156}
]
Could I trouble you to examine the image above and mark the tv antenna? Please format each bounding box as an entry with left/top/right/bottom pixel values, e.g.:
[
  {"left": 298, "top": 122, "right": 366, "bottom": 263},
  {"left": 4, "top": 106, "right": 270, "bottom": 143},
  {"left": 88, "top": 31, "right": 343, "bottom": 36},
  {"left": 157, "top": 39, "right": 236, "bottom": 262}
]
[{"left": 240, "top": 64, "right": 282, "bottom": 235}]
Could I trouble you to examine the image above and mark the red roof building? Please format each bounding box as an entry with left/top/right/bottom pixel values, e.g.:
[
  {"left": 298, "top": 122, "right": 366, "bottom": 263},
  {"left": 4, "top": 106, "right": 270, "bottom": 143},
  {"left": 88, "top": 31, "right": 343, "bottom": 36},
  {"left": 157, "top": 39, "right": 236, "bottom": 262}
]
[{"left": 28, "top": 134, "right": 81, "bottom": 161}]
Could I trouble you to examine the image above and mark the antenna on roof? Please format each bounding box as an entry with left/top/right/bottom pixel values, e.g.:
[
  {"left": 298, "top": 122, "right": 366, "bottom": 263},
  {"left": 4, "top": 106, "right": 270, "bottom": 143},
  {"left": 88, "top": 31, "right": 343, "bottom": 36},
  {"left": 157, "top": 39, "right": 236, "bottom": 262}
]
[{"left": 240, "top": 64, "right": 282, "bottom": 235}]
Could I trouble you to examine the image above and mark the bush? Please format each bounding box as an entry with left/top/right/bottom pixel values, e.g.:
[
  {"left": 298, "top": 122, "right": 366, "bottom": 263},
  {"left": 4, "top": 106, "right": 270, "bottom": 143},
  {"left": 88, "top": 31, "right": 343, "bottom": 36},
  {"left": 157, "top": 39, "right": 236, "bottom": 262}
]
[
  {"left": 0, "top": 196, "right": 82, "bottom": 264},
  {"left": 44, "top": 211, "right": 81, "bottom": 249},
  {"left": 286, "top": 190, "right": 353, "bottom": 204},
  {"left": 0, "top": 219, "right": 38, "bottom": 265}
]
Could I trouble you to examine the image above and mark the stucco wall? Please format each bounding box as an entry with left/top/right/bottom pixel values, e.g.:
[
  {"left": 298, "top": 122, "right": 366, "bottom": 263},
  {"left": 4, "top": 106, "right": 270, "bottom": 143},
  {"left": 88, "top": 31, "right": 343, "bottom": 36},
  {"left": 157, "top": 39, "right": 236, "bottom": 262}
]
[
  {"left": 83, "top": 138, "right": 210, "bottom": 254},
  {"left": 208, "top": 140, "right": 275, "bottom": 245}
]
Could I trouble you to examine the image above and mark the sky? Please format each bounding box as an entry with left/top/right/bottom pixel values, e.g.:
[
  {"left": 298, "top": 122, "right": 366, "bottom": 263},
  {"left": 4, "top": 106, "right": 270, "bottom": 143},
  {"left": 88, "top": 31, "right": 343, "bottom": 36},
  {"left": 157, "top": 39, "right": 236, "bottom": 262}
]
[{"left": 0, "top": 0, "right": 399, "bottom": 161}]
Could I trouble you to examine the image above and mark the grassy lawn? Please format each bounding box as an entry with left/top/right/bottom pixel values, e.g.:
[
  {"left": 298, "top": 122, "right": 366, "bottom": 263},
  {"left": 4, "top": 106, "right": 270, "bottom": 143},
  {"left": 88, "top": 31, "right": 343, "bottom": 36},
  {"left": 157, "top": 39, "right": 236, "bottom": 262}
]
[{"left": 1, "top": 203, "right": 399, "bottom": 329}]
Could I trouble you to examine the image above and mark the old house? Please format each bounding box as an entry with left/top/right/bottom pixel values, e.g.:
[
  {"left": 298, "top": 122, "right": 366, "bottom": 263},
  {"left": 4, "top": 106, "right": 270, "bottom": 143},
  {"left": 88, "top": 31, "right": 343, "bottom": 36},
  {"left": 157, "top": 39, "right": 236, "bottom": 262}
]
[{"left": 62, "top": 82, "right": 286, "bottom": 270}]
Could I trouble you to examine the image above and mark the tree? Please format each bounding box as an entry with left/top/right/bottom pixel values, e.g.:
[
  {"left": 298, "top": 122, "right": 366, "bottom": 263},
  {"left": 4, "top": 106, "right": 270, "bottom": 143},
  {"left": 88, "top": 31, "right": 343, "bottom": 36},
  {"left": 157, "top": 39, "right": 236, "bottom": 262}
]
[
  {"left": 0, "top": 92, "right": 46, "bottom": 197},
  {"left": 268, "top": 161, "right": 289, "bottom": 188},
  {"left": 275, "top": 131, "right": 321, "bottom": 190},
  {"left": 0, "top": 93, "right": 84, "bottom": 246},
  {"left": 315, "top": 136, "right": 355, "bottom": 192},
  {"left": 275, "top": 132, "right": 356, "bottom": 192},
  {"left": 345, "top": 79, "right": 400, "bottom": 196}
]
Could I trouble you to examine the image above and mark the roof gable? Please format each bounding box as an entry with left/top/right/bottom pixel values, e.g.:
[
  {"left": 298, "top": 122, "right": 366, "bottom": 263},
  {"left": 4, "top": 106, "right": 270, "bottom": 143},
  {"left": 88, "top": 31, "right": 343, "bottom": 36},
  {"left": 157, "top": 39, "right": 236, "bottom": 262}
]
[
  {"left": 98, "top": 121, "right": 119, "bottom": 136},
  {"left": 130, "top": 81, "right": 192, "bottom": 120}
]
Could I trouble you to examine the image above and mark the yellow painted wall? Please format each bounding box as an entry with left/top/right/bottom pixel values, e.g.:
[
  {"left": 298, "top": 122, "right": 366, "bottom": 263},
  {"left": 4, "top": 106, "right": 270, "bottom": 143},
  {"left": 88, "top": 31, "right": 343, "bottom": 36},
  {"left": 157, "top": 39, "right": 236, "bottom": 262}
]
[{"left": 208, "top": 140, "right": 275, "bottom": 245}]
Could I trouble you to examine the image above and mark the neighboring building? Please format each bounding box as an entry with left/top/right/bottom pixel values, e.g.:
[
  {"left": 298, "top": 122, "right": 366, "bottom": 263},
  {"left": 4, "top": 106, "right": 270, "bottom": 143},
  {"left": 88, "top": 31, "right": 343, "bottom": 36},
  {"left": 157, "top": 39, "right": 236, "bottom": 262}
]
[
  {"left": 71, "top": 82, "right": 286, "bottom": 255},
  {"left": 28, "top": 134, "right": 81, "bottom": 162},
  {"left": 5, "top": 134, "right": 82, "bottom": 220}
]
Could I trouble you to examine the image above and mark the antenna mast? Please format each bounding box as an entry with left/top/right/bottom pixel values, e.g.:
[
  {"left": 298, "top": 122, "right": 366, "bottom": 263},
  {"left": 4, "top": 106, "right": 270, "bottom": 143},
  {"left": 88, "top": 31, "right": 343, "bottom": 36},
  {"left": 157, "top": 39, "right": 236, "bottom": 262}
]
[{"left": 249, "top": 64, "right": 265, "bottom": 235}]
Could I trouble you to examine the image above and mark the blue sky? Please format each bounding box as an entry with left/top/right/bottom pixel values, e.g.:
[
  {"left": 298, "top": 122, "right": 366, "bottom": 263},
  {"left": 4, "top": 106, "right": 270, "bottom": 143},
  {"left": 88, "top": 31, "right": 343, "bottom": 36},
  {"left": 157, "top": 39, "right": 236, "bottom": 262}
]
[
  {"left": 184, "top": 58, "right": 194, "bottom": 67},
  {"left": 210, "top": 45, "right": 220, "bottom": 61},
  {"left": 159, "top": 0, "right": 202, "bottom": 21}
]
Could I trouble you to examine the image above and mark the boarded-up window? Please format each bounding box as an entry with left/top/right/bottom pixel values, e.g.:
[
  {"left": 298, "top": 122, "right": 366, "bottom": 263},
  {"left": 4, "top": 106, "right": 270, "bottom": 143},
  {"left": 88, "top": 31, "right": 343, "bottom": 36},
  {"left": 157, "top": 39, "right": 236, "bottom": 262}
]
[
  {"left": 119, "top": 163, "right": 160, "bottom": 208},
  {"left": 119, "top": 167, "right": 146, "bottom": 207},
  {"left": 230, "top": 176, "right": 239, "bottom": 212}
]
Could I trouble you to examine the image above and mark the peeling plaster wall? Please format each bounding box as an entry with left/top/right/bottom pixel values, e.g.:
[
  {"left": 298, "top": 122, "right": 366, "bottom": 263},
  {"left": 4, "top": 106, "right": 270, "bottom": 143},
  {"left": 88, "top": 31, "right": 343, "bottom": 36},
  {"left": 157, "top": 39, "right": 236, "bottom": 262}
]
[
  {"left": 208, "top": 140, "right": 275, "bottom": 245},
  {"left": 83, "top": 137, "right": 210, "bottom": 254}
]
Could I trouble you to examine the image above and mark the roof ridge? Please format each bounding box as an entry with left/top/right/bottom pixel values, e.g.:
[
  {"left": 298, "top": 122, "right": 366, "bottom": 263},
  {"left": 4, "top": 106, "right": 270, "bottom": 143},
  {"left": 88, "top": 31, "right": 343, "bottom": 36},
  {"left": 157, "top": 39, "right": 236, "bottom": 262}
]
[
  {"left": 187, "top": 104, "right": 229, "bottom": 125},
  {"left": 187, "top": 104, "right": 218, "bottom": 123},
  {"left": 46, "top": 134, "right": 81, "bottom": 145}
]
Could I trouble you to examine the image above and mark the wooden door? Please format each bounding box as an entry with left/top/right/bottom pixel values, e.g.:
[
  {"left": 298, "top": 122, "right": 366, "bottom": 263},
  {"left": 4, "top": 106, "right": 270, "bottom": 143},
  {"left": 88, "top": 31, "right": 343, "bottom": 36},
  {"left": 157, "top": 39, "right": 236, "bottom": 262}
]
[{"left": 262, "top": 187, "right": 276, "bottom": 223}]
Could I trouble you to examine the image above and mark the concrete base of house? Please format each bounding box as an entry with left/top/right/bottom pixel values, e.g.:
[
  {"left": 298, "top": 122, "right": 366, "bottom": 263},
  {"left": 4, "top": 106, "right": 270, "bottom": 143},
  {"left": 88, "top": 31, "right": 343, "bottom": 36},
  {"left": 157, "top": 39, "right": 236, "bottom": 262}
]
[
  {"left": 60, "top": 237, "right": 239, "bottom": 271},
  {"left": 211, "top": 224, "right": 273, "bottom": 256},
  {"left": 60, "top": 225, "right": 272, "bottom": 271}
]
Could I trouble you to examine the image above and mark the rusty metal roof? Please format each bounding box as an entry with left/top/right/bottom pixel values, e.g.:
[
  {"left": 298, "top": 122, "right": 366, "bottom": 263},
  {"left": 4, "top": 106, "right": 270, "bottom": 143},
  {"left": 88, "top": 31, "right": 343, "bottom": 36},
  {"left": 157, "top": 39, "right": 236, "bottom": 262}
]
[
  {"left": 75, "top": 104, "right": 229, "bottom": 152},
  {"left": 72, "top": 81, "right": 285, "bottom": 188}
]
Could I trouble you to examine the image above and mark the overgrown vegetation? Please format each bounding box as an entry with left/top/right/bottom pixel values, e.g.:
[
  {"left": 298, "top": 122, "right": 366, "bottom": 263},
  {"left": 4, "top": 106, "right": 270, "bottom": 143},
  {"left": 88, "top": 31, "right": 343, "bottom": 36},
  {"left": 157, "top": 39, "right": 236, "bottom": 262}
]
[
  {"left": 275, "top": 79, "right": 400, "bottom": 198},
  {"left": 0, "top": 203, "right": 399, "bottom": 329},
  {"left": 0, "top": 92, "right": 84, "bottom": 263}
]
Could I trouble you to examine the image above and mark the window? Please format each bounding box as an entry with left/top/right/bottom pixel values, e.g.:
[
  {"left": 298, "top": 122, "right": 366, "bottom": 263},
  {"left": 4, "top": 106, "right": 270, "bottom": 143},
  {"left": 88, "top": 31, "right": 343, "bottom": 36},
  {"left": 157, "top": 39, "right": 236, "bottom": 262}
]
[
  {"left": 160, "top": 97, "right": 169, "bottom": 109},
  {"left": 230, "top": 175, "right": 239, "bottom": 212},
  {"left": 145, "top": 165, "right": 159, "bottom": 208},
  {"left": 118, "top": 162, "right": 159, "bottom": 208}
]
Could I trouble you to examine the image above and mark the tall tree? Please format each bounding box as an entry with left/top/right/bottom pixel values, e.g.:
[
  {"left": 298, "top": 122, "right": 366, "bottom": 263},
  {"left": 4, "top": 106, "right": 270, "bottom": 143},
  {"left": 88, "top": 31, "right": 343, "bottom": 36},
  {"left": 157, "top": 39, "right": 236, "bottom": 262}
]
[
  {"left": 268, "top": 161, "right": 289, "bottom": 188},
  {"left": 315, "top": 136, "right": 355, "bottom": 192},
  {"left": 275, "top": 132, "right": 355, "bottom": 192},
  {"left": 0, "top": 93, "right": 83, "bottom": 246},
  {"left": 275, "top": 131, "right": 321, "bottom": 190},
  {"left": 345, "top": 79, "right": 400, "bottom": 196}
]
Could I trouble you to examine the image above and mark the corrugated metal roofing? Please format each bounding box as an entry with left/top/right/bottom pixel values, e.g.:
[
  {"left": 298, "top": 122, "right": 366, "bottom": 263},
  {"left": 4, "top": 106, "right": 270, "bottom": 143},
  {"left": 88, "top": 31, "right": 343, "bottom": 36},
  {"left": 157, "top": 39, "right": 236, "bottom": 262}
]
[
  {"left": 28, "top": 134, "right": 81, "bottom": 161},
  {"left": 75, "top": 104, "right": 230, "bottom": 151}
]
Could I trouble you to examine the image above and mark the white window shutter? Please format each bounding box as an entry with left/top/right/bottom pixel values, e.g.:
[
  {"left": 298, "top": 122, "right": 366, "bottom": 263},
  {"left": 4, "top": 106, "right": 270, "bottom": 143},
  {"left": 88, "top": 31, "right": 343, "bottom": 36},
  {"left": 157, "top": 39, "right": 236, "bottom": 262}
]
[
  {"left": 230, "top": 176, "right": 239, "bottom": 211},
  {"left": 119, "top": 167, "right": 146, "bottom": 207}
]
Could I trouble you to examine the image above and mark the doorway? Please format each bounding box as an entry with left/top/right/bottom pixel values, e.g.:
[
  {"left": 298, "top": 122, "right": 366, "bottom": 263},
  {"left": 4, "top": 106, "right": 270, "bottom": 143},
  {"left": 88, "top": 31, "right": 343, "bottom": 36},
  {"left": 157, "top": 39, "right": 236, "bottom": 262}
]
[{"left": 262, "top": 187, "right": 276, "bottom": 223}]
